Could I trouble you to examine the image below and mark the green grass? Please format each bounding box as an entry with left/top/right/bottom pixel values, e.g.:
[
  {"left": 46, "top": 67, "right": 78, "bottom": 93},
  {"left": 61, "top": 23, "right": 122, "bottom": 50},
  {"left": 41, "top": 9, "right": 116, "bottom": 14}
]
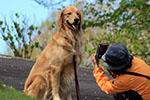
[{"left": 0, "top": 82, "right": 39, "bottom": 100}]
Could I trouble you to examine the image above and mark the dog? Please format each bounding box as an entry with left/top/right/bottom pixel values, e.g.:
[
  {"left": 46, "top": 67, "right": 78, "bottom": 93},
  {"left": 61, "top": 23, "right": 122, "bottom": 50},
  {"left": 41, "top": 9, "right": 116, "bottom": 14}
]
[{"left": 24, "top": 6, "right": 83, "bottom": 100}]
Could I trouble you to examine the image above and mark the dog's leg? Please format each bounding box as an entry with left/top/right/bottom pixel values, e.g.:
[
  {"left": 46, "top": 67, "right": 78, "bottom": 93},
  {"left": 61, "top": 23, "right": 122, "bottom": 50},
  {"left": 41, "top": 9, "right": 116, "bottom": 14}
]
[
  {"left": 66, "top": 89, "right": 73, "bottom": 100},
  {"left": 51, "top": 66, "right": 61, "bottom": 100},
  {"left": 26, "top": 75, "right": 46, "bottom": 99}
]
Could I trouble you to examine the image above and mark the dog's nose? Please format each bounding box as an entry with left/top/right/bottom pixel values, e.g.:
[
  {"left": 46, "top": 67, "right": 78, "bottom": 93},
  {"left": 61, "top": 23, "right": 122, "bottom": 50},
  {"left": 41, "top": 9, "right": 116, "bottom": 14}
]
[{"left": 74, "top": 18, "right": 79, "bottom": 25}]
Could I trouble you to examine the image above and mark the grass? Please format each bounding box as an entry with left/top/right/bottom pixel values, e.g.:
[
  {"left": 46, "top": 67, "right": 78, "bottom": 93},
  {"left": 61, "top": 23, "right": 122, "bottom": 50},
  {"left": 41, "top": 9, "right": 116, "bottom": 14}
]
[{"left": 0, "top": 82, "right": 39, "bottom": 100}]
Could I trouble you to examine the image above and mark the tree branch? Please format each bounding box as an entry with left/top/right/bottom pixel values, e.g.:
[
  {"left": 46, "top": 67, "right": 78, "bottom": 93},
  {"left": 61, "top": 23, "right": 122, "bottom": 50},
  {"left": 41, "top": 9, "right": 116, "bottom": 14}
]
[{"left": 33, "top": 0, "right": 66, "bottom": 8}]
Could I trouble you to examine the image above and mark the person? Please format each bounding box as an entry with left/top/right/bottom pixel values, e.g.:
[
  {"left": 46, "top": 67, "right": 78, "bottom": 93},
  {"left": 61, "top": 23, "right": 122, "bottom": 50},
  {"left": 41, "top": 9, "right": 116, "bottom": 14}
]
[{"left": 91, "top": 43, "right": 150, "bottom": 100}]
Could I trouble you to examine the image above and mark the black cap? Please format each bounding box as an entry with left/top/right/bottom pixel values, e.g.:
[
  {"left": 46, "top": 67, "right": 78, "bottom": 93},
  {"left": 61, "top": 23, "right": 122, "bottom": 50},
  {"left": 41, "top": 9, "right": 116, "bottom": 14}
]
[{"left": 102, "top": 43, "right": 131, "bottom": 70}]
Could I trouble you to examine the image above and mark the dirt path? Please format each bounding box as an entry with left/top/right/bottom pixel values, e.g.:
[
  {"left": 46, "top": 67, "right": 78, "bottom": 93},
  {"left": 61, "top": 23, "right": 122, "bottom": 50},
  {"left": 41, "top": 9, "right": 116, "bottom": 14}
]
[{"left": 0, "top": 55, "right": 114, "bottom": 100}]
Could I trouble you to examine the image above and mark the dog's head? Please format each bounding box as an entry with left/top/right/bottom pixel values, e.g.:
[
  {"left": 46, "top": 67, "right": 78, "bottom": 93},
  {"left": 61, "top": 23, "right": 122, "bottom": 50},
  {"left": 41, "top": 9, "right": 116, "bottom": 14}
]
[{"left": 57, "top": 6, "right": 83, "bottom": 31}]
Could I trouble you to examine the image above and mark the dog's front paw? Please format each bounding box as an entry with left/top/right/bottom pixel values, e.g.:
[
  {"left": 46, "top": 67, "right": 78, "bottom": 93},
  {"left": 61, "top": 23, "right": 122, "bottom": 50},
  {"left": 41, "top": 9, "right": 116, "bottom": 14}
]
[
  {"left": 53, "top": 96, "right": 61, "bottom": 100},
  {"left": 66, "top": 95, "right": 72, "bottom": 100},
  {"left": 53, "top": 98, "right": 61, "bottom": 100},
  {"left": 66, "top": 98, "right": 72, "bottom": 100}
]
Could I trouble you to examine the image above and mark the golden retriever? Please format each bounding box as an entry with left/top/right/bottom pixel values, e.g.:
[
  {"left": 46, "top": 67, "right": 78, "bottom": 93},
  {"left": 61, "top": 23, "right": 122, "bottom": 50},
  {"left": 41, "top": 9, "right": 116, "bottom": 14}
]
[{"left": 24, "top": 6, "right": 83, "bottom": 100}]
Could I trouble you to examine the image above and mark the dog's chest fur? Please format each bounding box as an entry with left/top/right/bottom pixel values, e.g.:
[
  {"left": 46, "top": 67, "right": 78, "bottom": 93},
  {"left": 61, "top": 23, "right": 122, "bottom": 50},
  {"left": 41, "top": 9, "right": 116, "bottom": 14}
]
[
  {"left": 56, "top": 31, "right": 82, "bottom": 96},
  {"left": 59, "top": 66, "right": 74, "bottom": 97}
]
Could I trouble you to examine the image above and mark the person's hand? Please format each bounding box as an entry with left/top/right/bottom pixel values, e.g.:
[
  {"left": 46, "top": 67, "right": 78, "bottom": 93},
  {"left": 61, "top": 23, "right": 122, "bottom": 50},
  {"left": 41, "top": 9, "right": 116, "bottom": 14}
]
[{"left": 91, "top": 53, "right": 99, "bottom": 68}]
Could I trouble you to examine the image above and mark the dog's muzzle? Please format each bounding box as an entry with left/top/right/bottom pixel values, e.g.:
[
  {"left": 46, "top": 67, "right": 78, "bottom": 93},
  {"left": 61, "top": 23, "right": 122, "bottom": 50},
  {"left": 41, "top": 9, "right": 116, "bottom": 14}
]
[{"left": 67, "top": 18, "right": 80, "bottom": 30}]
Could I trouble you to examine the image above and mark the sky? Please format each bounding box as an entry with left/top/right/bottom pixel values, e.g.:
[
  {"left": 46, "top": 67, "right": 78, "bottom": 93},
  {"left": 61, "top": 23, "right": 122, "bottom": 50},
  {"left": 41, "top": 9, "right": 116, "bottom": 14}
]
[
  {"left": 0, "top": 0, "right": 113, "bottom": 55},
  {"left": 0, "top": 0, "right": 50, "bottom": 24},
  {"left": 0, "top": 0, "right": 51, "bottom": 54},
  {"left": 0, "top": 0, "right": 74, "bottom": 55}
]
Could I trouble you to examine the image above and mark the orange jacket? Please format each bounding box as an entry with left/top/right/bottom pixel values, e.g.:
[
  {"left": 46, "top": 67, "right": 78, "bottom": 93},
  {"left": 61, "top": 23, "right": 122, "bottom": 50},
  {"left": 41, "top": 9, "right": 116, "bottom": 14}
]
[{"left": 93, "top": 57, "right": 150, "bottom": 100}]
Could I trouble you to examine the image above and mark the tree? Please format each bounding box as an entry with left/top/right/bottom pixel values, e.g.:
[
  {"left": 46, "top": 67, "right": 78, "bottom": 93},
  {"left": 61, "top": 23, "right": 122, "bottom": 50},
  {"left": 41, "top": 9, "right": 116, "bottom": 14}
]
[
  {"left": 0, "top": 13, "right": 41, "bottom": 59},
  {"left": 82, "top": 0, "right": 150, "bottom": 65},
  {"left": 29, "top": 0, "right": 150, "bottom": 65},
  {"left": 33, "top": 0, "right": 76, "bottom": 9},
  {"left": 30, "top": 10, "right": 58, "bottom": 59},
  {"left": 31, "top": 19, "right": 56, "bottom": 59}
]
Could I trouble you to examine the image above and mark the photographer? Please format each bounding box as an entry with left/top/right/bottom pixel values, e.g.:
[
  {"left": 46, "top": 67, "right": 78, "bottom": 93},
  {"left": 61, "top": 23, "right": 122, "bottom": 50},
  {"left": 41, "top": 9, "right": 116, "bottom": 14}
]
[{"left": 91, "top": 43, "right": 150, "bottom": 100}]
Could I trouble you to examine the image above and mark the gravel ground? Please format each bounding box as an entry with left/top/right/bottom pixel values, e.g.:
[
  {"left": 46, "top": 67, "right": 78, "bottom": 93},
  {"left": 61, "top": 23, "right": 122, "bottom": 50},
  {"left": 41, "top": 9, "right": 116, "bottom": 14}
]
[{"left": 0, "top": 55, "right": 115, "bottom": 100}]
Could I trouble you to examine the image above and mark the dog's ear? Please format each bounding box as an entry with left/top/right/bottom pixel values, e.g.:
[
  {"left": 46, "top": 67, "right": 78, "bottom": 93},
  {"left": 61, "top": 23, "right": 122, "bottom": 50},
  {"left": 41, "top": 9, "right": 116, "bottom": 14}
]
[
  {"left": 57, "top": 9, "right": 64, "bottom": 29},
  {"left": 78, "top": 10, "right": 83, "bottom": 30}
]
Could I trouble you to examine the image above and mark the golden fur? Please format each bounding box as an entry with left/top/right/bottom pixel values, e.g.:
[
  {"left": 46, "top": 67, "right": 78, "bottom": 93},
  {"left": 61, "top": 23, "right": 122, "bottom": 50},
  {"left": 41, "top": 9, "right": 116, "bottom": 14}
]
[{"left": 24, "top": 6, "right": 83, "bottom": 100}]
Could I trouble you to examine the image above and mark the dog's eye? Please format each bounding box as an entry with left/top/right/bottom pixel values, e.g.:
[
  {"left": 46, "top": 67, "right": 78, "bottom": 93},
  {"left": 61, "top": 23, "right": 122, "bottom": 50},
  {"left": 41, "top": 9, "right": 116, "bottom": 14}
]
[
  {"left": 77, "top": 12, "right": 79, "bottom": 15},
  {"left": 67, "top": 12, "right": 71, "bottom": 15}
]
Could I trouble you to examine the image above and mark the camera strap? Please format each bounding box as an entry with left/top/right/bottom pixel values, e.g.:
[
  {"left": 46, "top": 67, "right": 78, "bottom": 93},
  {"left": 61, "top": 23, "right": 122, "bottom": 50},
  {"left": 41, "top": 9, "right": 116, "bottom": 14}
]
[{"left": 124, "top": 72, "right": 150, "bottom": 80}]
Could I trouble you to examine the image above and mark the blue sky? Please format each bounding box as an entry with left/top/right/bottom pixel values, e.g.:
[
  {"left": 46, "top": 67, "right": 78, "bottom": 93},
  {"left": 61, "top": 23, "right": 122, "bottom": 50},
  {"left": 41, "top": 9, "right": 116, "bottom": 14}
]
[
  {"left": 0, "top": 0, "right": 50, "bottom": 23},
  {"left": 0, "top": 0, "right": 109, "bottom": 55},
  {"left": 0, "top": 0, "right": 74, "bottom": 55},
  {"left": 0, "top": 0, "right": 51, "bottom": 54},
  {"left": 0, "top": 0, "right": 78, "bottom": 55}
]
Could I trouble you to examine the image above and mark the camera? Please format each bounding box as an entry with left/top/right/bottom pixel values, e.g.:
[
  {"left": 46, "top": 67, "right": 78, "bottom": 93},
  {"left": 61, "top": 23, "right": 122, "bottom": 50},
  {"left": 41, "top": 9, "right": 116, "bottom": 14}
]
[{"left": 95, "top": 43, "right": 108, "bottom": 61}]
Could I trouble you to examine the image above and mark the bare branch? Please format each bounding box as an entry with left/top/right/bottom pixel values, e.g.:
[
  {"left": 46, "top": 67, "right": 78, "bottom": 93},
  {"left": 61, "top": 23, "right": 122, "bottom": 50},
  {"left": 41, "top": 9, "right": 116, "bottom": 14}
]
[{"left": 33, "top": 0, "right": 66, "bottom": 8}]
